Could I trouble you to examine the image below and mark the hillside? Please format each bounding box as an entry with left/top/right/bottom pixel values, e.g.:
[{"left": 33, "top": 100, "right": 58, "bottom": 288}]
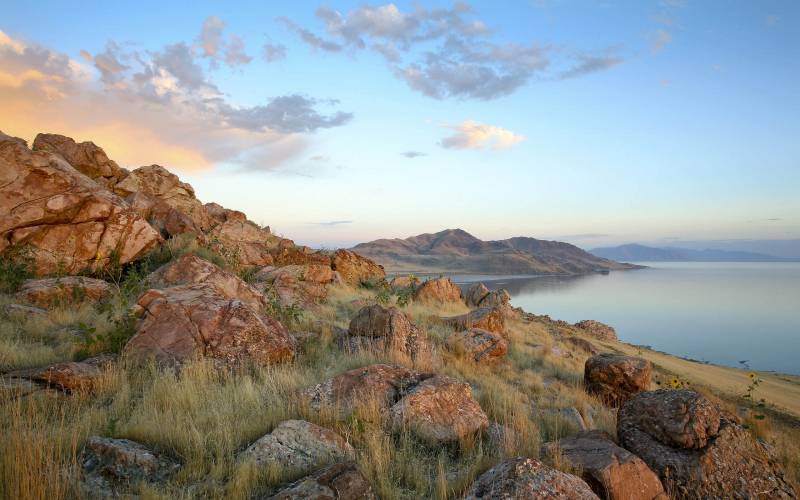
[
  {"left": 352, "top": 228, "right": 639, "bottom": 274},
  {"left": 591, "top": 243, "right": 792, "bottom": 262}
]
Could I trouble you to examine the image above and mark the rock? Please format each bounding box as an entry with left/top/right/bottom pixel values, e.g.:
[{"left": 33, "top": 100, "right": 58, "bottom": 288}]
[
  {"left": 0, "top": 132, "right": 162, "bottom": 274},
  {"left": 113, "top": 164, "right": 212, "bottom": 233},
  {"left": 346, "top": 304, "right": 430, "bottom": 359},
  {"left": 239, "top": 420, "right": 354, "bottom": 476},
  {"left": 206, "top": 217, "right": 280, "bottom": 267},
  {"left": 464, "top": 283, "right": 491, "bottom": 307},
  {"left": 464, "top": 282, "right": 511, "bottom": 309},
  {"left": 464, "top": 457, "right": 599, "bottom": 499},
  {"left": 2, "top": 303, "right": 47, "bottom": 318},
  {"left": 31, "top": 133, "right": 127, "bottom": 188},
  {"left": 388, "top": 375, "right": 488, "bottom": 444},
  {"left": 413, "top": 277, "right": 462, "bottom": 305},
  {"left": 272, "top": 242, "right": 332, "bottom": 267},
  {"left": 125, "top": 285, "right": 295, "bottom": 367},
  {"left": 480, "top": 289, "right": 511, "bottom": 309},
  {"left": 268, "top": 462, "right": 376, "bottom": 499},
  {"left": 562, "top": 336, "right": 599, "bottom": 356},
  {"left": 147, "top": 254, "right": 266, "bottom": 310},
  {"left": 23, "top": 353, "right": 115, "bottom": 392},
  {"left": 303, "top": 364, "right": 422, "bottom": 414},
  {"left": 80, "top": 436, "right": 180, "bottom": 498},
  {"left": 545, "top": 430, "right": 667, "bottom": 500},
  {"left": 447, "top": 328, "right": 508, "bottom": 363},
  {"left": 389, "top": 275, "right": 419, "bottom": 290},
  {"left": 584, "top": 353, "right": 651, "bottom": 407},
  {"left": 574, "top": 320, "right": 617, "bottom": 341},
  {"left": 442, "top": 307, "right": 505, "bottom": 336},
  {"left": 15, "top": 276, "right": 112, "bottom": 308},
  {"left": 618, "top": 390, "right": 795, "bottom": 499},
  {"left": 125, "top": 191, "right": 201, "bottom": 238},
  {"left": 331, "top": 250, "right": 385, "bottom": 287},
  {"left": 256, "top": 264, "right": 334, "bottom": 307},
  {"left": 205, "top": 202, "right": 246, "bottom": 226}
]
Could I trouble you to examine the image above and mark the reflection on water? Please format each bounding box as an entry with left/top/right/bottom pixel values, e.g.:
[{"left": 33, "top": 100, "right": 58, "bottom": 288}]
[{"left": 446, "top": 262, "right": 800, "bottom": 375}]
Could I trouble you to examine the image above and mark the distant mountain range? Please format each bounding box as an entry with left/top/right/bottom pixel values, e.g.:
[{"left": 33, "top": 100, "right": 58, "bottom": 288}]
[
  {"left": 351, "top": 229, "right": 639, "bottom": 274},
  {"left": 590, "top": 243, "right": 797, "bottom": 262}
]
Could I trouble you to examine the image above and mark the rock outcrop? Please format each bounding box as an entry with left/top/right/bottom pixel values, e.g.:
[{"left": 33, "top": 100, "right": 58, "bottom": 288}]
[
  {"left": 239, "top": 420, "right": 354, "bottom": 476},
  {"left": 32, "top": 133, "right": 127, "bottom": 188},
  {"left": 15, "top": 276, "right": 111, "bottom": 308},
  {"left": 20, "top": 354, "right": 114, "bottom": 392},
  {"left": 345, "top": 304, "right": 430, "bottom": 359},
  {"left": 447, "top": 328, "right": 508, "bottom": 363},
  {"left": 388, "top": 374, "right": 488, "bottom": 444},
  {"left": 80, "top": 436, "right": 180, "bottom": 498},
  {"left": 389, "top": 275, "right": 419, "bottom": 290},
  {"left": 206, "top": 214, "right": 281, "bottom": 267},
  {"left": 125, "top": 285, "right": 295, "bottom": 367},
  {"left": 332, "top": 249, "right": 385, "bottom": 287},
  {"left": 618, "top": 390, "right": 795, "bottom": 499},
  {"left": 545, "top": 430, "right": 667, "bottom": 500},
  {"left": 442, "top": 307, "right": 505, "bottom": 336},
  {"left": 464, "top": 282, "right": 511, "bottom": 309},
  {"left": 574, "top": 320, "right": 617, "bottom": 341},
  {"left": 413, "top": 277, "right": 462, "bottom": 305},
  {"left": 584, "top": 353, "right": 651, "bottom": 407},
  {"left": 268, "top": 462, "right": 376, "bottom": 499},
  {"left": 0, "top": 132, "right": 161, "bottom": 274},
  {"left": 465, "top": 457, "right": 599, "bottom": 499},
  {"left": 256, "top": 264, "right": 334, "bottom": 307},
  {"left": 304, "top": 364, "right": 422, "bottom": 413}
]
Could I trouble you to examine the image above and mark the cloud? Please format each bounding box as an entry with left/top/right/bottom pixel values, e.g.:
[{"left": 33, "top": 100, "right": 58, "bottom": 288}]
[
  {"left": 284, "top": 3, "right": 622, "bottom": 100},
  {"left": 765, "top": 15, "right": 779, "bottom": 27},
  {"left": 262, "top": 43, "right": 287, "bottom": 62},
  {"left": 560, "top": 52, "right": 623, "bottom": 80},
  {"left": 0, "top": 29, "right": 351, "bottom": 172},
  {"left": 561, "top": 233, "right": 611, "bottom": 239},
  {"left": 401, "top": 151, "right": 426, "bottom": 158},
  {"left": 650, "top": 29, "right": 672, "bottom": 53},
  {"left": 309, "top": 154, "right": 329, "bottom": 161},
  {"left": 439, "top": 120, "right": 524, "bottom": 150},
  {"left": 196, "top": 16, "right": 252, "bottom": 68},
  {"left": 198, "top": 16, "right": 226, "bottom": 58},
  {"left": 309, "top": 220, "right": 353, "bottom": 226},
  {"left": 224, "top": 35, "right": 252, "bottom": 67}
]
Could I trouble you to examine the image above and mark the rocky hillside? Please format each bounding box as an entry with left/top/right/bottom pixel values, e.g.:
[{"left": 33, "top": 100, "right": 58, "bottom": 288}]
[
  {"left": 352, "top": 228, "right": 639, "bottom": 274},
  {"left": 0, "top": 132, "right": 797, "bottom": 499}
]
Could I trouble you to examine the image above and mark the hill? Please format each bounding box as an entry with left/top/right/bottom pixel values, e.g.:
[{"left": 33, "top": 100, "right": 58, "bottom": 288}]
[
  {"left": 352, "top": 228, "right": 639, "bottom": 274},
  {"left": 590, "top": 243, "right": 793, "bottom": 262}
]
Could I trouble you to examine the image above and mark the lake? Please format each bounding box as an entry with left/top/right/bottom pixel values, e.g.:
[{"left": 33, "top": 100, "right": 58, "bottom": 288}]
[{"left": 447, "top": 262, "right": 800, "bottom": 375}]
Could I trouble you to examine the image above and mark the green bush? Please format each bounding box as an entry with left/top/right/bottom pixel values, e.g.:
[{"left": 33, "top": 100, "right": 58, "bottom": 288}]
[{"left": 0, "top": 247, "right": 34, "bottom": 294}]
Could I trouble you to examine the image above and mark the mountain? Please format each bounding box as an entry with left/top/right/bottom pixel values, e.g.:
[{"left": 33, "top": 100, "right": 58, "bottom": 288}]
[
  {"left": 590, "top": 243, "right": 794, "bottom": 262},
  {"left": 351, "top": 228, "right": 639, "bottom": 274}
]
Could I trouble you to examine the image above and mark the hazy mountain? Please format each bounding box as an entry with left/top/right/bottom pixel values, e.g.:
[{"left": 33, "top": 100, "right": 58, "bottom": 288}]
[
  {"left": 590, "top": 243, "right": 794, "bottom": 262},
  {"left": 352, "top": 229, "right": 638, "bottom": 274}
]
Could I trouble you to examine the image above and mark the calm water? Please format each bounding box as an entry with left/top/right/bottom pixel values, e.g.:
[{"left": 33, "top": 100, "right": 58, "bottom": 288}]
[{"left": 448, "top": 262, "right": 800, "bottom": 375}]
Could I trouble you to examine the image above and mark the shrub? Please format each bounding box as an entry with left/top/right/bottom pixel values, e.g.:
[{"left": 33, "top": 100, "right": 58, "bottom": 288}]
[{"left": 0, "top": 247, "right": 34, "bottom": 294}]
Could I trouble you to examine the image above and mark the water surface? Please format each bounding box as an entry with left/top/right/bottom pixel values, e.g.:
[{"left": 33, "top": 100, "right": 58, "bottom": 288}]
[{"left": 448, "top": 262, "right": 800, "bottom": 375}]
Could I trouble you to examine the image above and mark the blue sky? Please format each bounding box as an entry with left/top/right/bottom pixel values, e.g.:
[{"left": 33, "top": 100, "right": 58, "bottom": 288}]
[{"left": 2, "top": 1, "right": 798, "bottom": 249}]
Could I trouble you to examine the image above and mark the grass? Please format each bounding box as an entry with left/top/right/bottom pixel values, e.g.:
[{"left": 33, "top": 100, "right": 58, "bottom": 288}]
[{"left": 1, "top": 248, "right": 798, "bottom": 498}]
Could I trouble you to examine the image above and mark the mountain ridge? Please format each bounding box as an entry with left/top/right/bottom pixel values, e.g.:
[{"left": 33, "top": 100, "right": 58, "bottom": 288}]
[{"left": 590, "top": 243, "right": 797, "bottom": 262}]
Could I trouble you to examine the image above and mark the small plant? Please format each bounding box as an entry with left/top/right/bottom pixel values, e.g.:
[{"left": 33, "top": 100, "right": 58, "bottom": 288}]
[
  {"left": 263, "top": 287, "right": 304, "bottom": 327},
  {"left": 74, "top": 312, "right": 138, "bottom": 359},
  {"left": 396, "top": 286, "right": 414, "bottom": 307},
  {"left": 375, "top": 287, "right": 391, "bottom": 305},
  {"left": 743, "top": 372, "right": 767, "bottom": 422},
  {"left": 0, "top": 246, "right": 33, "bottom": 293}
]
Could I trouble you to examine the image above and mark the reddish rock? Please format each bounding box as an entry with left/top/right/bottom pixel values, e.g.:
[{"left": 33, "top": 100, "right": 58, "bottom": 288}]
[
  {"left": 447, "top": 328, "right": 508, "bottom": 363},
  {"left": 125, "top": 285, "right": 295, "bottom": 367},
  {"left": 464, "top": 283, "right": 491, "bottom": 307},
  {"left": 464, "top": 282, "right": 511, "bottom": 309},
  {"left": 346, "top": 304, "right": 430, "bottom": 359},
  {"left": 618, "top": 390, "right": 795, "bottom": 499},
  {"left": 388, "top": 375, "right": 488, "bottom": 444},
  {"left": 465, "top": 457, "right": 599, "bottom": 499},
  {"left": 124, "top": 191, "right": 202, "bottom": 238},
  {"left": 413, "top": 277, "right": 462, "bottom": 305},
  {"left": 32, "top": 133, "right": 127, "bottom": 188},
  {"left": 16, "top": 276, "right": 111, "bottom": 308},
  {"left": 268, "top": 462, "right": 376, "bottom": 499},
  {"left": 584, "top": 353, "right": 651, "bottom": 407},
  {"left": 257, "top": 264, "right": 334, "bottom": 307},
  {"left": 563, "top": 336, "right": 599, "bottom": 356},
  {"left": 0, "top": 132, "right": 161, "bottom": 274},
  {"left": 273, "top": 242, "right": 332, "bottom": 267},
  {"left": 442, "top": 307, "right": 505, "bottom": 336},
  {"left": 546, "top": 430, "right": 667, "bottom": 500},
  {"left": 389, "top": 275, "right": 419, "bottom": 290},
  {"left": 574, "top": 320, "right": 617, "bottom": 341},
  {"left": 21, "top": 354, "right": 115, "bottom": 392},
  {"left": 206, "top": 217, "right": 281, "bottom": 267},
  {"left": 331, "top": 249, "right": 385, "bottom": 287}
]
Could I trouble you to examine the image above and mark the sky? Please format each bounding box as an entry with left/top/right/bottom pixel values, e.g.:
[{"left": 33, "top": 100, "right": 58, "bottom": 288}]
[{"left": 2, "top": 1, "right": 798, "bottom": 250}]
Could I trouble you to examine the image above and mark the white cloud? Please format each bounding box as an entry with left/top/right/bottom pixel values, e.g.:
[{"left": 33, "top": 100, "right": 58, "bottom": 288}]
[
  {"left": 651, "top": 29, "right": 672, "bottom": 53},
  {"left": 439, "top": 120, "right": 525, "bottom": 150}
]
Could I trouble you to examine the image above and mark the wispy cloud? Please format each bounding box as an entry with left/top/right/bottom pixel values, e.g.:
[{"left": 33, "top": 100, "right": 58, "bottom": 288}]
[
  {"left": 561, "top": 233, "right": 611, "bottom": 239},
  {"left": 308, "top": 220, "right": 353, "bottom": 226},
  {"left": 401, "top": 151, "right": 426, "bottom": 158},
  {"left": 440, "top": 120, "right": 525, "bottom": 150}
]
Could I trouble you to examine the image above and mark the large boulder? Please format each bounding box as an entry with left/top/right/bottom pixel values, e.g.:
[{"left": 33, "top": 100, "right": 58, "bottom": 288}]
[
  {"left": 239, "top": 420, "right": 354, "bottom": 476},
  {"left": 465, "top": 457, "right": 599, "bottom": 499},
  {"left": 545, "top": 430, "right": 667, "bottom": 500},
  {"left": 303, "top": 364, "right": 422, "bottom": 414},
  {"left": 206, "top": 217, "right": 281, "bottom": 267},
  {"left": 272, "top": 241, "right": 332, "bottom": 267},
  {"left": 464, "top": 282, "right": 511, "bottom": 309},
  {"left": 146, "top": 254, "right": 266, "bottom": 310},
  {"left": 389, "top": 275, "right": 419, "bottom": 291},
  {"left": 442, "top": 307, "right": 505, "bottom": 336},
  {"left": 15, "top": 276, "right": 111, "bottom": 308},
  {"left": 124, "top": 191, "right": 201, "bottom": 239},
  {"left": 388, "top": 375, "right": 488, "bottom": 445},
  {"left": 113, "top": 164, "right": 212, "bottom": 233},
  {"left": 618, "top": 390, "right": 795, "bottom": 499},
  {"left": 574, "top": 320, "right": 617, "bottom": 341},
  {"left": 125, "top": 285, "right": 295, "bottom": 367},
  {"left": 31, "top": 133, "right": 127, "bottom": 188},
  {"left": 80, "top": 436, "right": 180, "bottom": 498},
  {"left": 331, "top": 249, "right": 385, "bottom": 287},
  {"left": 0, "top": 132, "right": 162, "bottom": 274},
  {"left": 346, "top": 304, "right": 430, "bottom": 359},
  {"left": 584, "top": 353, "right": 651, "bottom": 407},
  {"left": 447, "top": 328, "right": 508, "bottom": 363},
  {"left": 413, "top": 277, "right": 462, "bottom": 305},
  {"left": 18, "top": 354, "right": 115, "bottom": 392},
  {"left": 268, "top": 462, "right": 376, "bottom": 499},
  {"left": 464, "top": 283, "right": 491, "bottom": 308},
  {"left": 256, "top": 264, "right": 334, "bottom": 307}
]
